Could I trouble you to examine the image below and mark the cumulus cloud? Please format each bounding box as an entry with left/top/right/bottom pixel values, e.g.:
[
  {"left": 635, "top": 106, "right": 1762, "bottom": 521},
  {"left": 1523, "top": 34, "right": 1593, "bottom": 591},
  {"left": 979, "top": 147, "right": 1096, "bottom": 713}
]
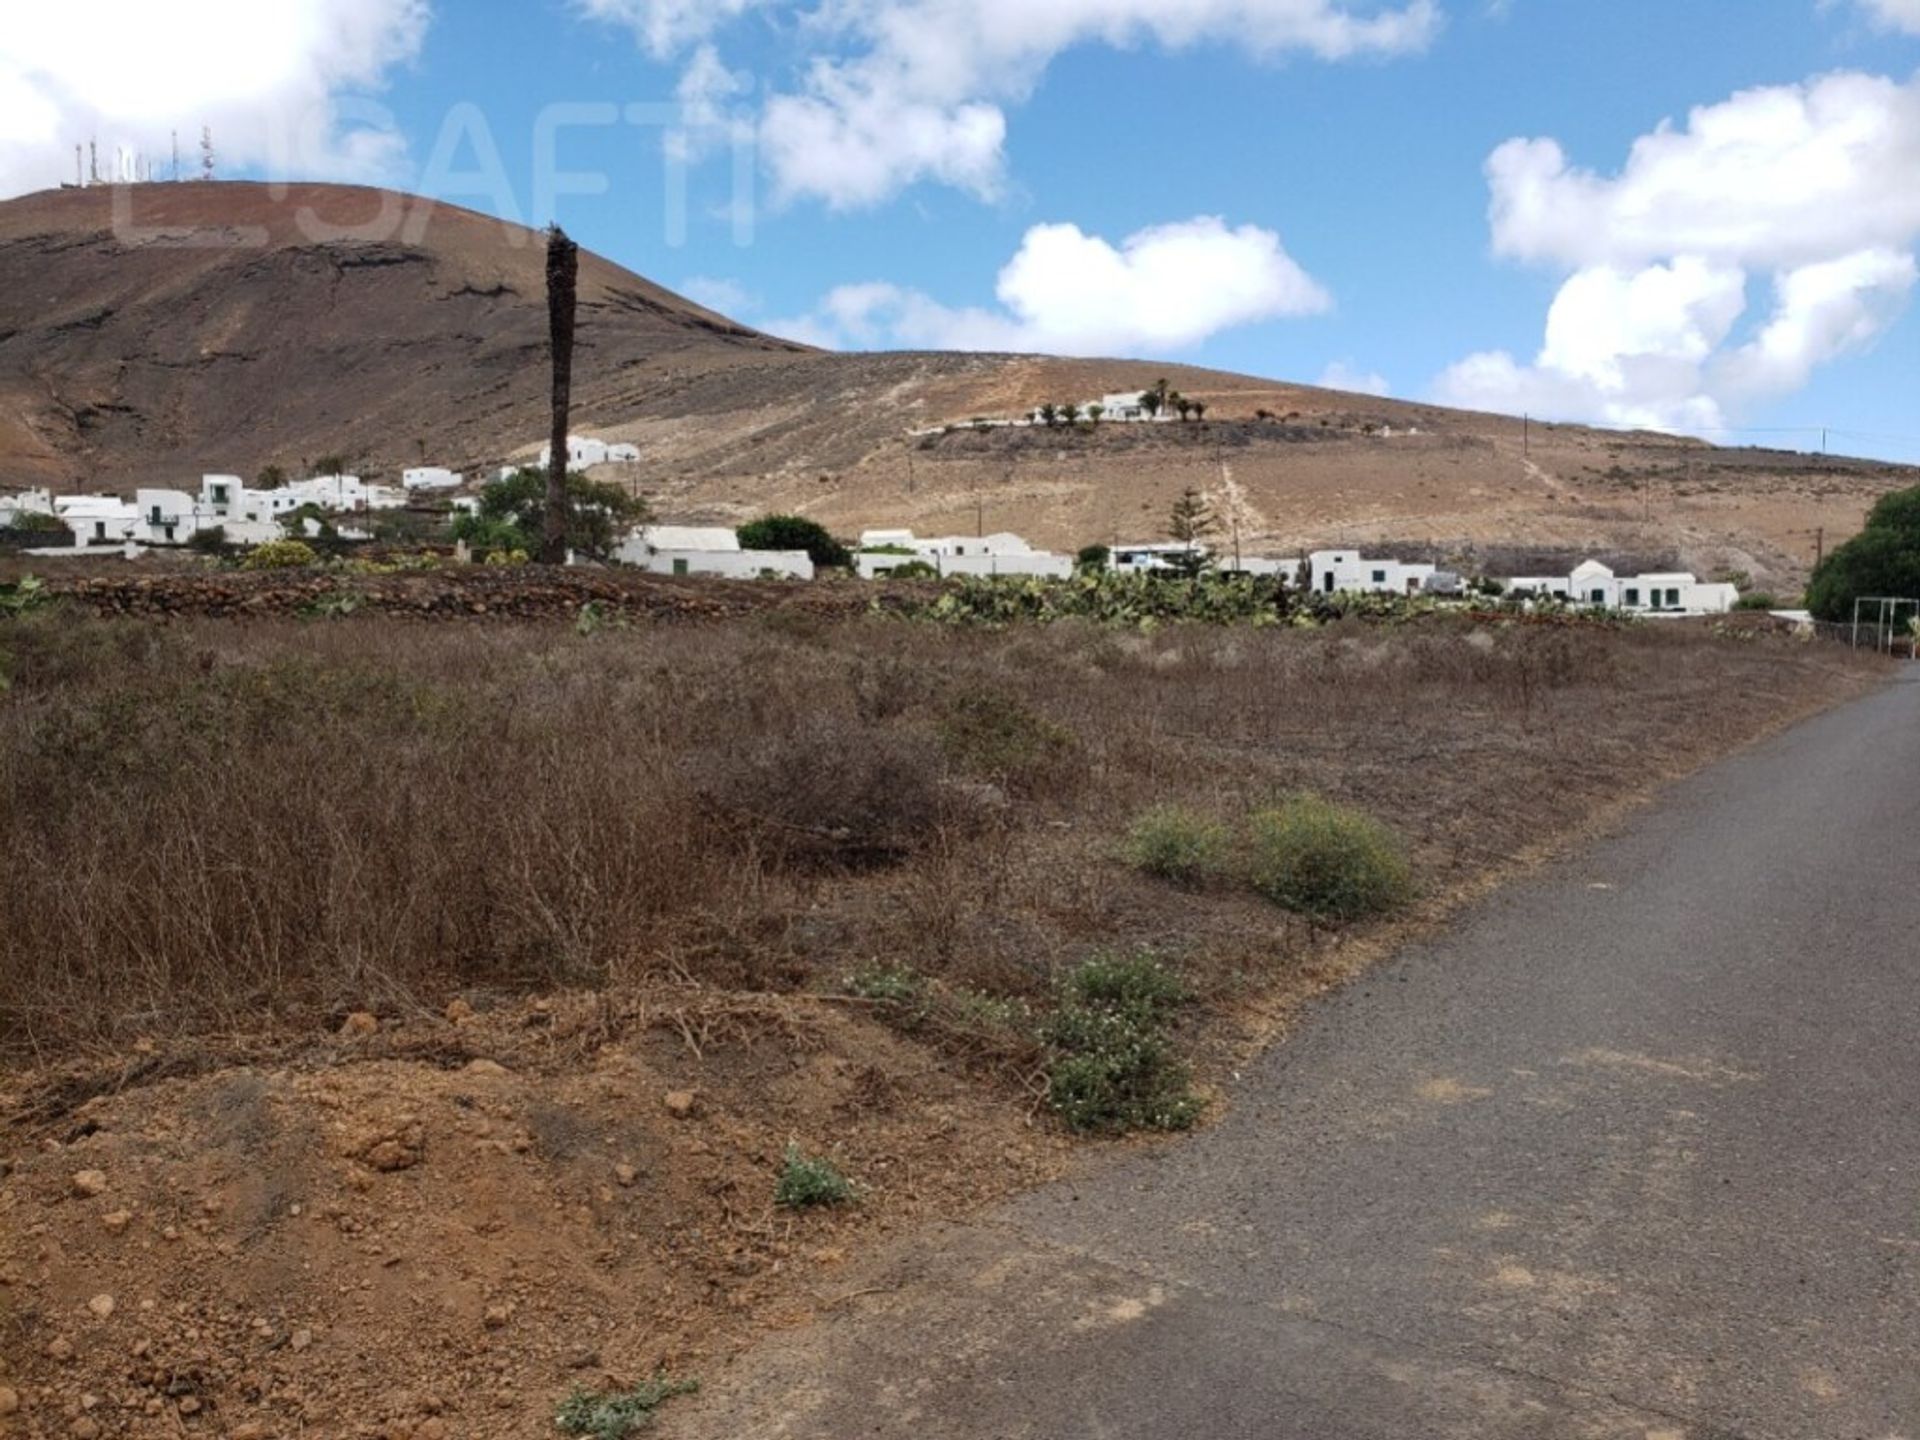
[
  {"left": 1437, "top": 71, "right": 1920, "bottom": 432},
  {"left": 0, "top": 0, "right": 429, "bottom": 198},
  {"left": 1851, "top": 0, "right": 1920, "bottom": 34},
  {"left": 586, "top": 0, "right": 1439, "bottom": 207},
  {"left": 1318, "top": 360, "right": 1391, "bottom": 396},
  {"left": 766, "top": 215, "right": 1330, "bottom": 354}
]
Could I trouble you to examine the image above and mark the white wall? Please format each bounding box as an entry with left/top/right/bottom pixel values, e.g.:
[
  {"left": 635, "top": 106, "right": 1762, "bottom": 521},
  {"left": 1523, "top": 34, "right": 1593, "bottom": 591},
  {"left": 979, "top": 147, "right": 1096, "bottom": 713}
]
[
  {"left": 404, "top": 467, "right": 463, "bottom": 491},
  {"left": 1308, "top": 550, "right": 1437, "bottom": 595},
  {"left": 629, "top": 548, "right": 814, "bottom": 580}
]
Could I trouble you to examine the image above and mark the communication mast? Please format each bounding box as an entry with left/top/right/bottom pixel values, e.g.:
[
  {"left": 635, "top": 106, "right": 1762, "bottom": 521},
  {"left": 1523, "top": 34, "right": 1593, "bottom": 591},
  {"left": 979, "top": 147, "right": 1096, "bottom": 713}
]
[
  {"left": 74, "top": 144, "right": 83, "bottom": 187},
  {"left": 172, "top": 131, "right": 180, "bottom": 182},
  {"left": 88, "top": 140, "right": 100, "bottom": 186},
  {"left": 200, "top": 127, "right": 215, "bottom": 181}
]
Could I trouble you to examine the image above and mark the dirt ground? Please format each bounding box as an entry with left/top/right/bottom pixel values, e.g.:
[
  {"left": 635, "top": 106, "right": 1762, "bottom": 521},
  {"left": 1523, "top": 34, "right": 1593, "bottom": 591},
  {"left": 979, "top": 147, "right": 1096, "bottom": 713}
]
[{"left": 0, "top": 611, "right": 1893, "bottom": 1440}]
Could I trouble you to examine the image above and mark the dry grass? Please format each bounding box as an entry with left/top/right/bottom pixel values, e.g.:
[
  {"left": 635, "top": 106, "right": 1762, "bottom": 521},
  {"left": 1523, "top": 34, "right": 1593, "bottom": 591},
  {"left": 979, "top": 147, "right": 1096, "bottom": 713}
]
[{"left": 0, "top": 608, "right": 1878, "bottom": 1061}]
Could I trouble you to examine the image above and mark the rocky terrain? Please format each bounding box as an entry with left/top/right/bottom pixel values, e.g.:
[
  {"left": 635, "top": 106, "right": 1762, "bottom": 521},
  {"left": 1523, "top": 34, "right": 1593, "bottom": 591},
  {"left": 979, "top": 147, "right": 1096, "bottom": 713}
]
[{"left": 2, "top": 183, "right": 1914, "bottom": 593}]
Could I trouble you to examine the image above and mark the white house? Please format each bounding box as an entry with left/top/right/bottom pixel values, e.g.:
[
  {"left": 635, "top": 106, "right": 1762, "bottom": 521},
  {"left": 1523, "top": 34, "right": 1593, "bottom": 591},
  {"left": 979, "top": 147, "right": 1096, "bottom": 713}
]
[
  {"left": 1110, "top": 542, "right": 1207, "bottom": 574},
  {"left": 615, "top": 524, "right": 813, "bottom": 580},
  {"left": 538, "top": 436, "right": 641, "bottom": 472},
  {"left": 0, "top": 488, "right": 56, "bottom": 531},
  {"left": 1308, "top": 550, "right": 1438, "bottom": 596},
  {"left": 1508, "top": 560, "right": 1738, "bottom": 615},
  {"left": 403, "top": 467, "right": 464, "bottom": 491},
  {"left": 856, "top": 529, "right": 1072, "bottom": 579}
]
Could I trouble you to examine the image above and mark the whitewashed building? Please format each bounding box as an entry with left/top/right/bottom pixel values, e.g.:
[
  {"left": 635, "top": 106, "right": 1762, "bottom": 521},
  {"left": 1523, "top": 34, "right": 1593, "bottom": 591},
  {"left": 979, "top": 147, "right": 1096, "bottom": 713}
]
[
  {"left": 0, "top": 488, "right": 56, "bottom": 528},
  {"left": 538, "top": 436, "right": 641, "bottom": 472},
  {"left": 856, "top": 529, "right": 1072, "bottom": 580},
  {"left": 1508, "top": 560, "right": 1739, "bottom": 615},
  {"left": 615, "top": 524, "right": 813, "bottom": 580},
  {"left": 1307, "top": 550, "right": 1438, "bottom": 596},
  {"left": 404, "top": 467, "right": 464, "bottom": 491}
]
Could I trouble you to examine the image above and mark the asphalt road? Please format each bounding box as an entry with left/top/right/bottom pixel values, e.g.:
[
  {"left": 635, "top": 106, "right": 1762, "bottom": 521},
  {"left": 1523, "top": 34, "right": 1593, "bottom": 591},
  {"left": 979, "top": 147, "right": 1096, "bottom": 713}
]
[{"left": 670, "top": 668, "right": 1920, "bottom": 1440}]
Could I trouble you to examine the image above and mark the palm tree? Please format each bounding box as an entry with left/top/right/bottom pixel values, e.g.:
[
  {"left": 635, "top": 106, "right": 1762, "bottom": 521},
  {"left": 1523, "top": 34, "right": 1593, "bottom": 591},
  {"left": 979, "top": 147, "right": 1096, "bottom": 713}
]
[
  {"left": 1086, "top": 403, "right": 1105, "bottom": 425},
  {"left": 1192, "top": 400, "right": 1208, "bottom": 423},
  {"left": 1140, "top": 389, "right": 1163, "bottom": 420},
  {"left": 1174, "top": 396, "right": 1194, "bottom": 422},
  {"left": 1037, "top": 402, "right": 1058, "bottom": 428},
  {"left": 1055, "top": 401, "right": 1077, "bottom": 425},
  {"left": 543, "top": 224, "right": 580, "bottom": 566}
]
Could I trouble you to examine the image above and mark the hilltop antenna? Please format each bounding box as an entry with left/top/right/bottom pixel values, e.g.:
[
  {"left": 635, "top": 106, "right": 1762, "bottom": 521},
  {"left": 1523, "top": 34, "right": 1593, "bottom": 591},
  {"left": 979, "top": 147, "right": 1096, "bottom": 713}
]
[
  {"left": 89, "top": 140, "right": 99, "bottom": 186},
  {"left": 171, "top": 131, "right": 180, "bottom": 182},
  {"left": 200, "top": 126, "right": 215, "bottom": 181},
  {"left": 74, "top": 144, "right": 83, "bottom": 187}
]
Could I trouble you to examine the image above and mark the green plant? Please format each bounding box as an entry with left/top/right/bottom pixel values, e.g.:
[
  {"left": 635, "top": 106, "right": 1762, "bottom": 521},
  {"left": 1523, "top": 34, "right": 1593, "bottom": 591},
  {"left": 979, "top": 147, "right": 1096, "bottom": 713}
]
[
  {"left": 774, "top": 1144, "right": 855, "bottom": 1209},
  {"left": 4, "top": 510, "right": 65, "bottom": 536},
  {"left": 256, "top": 464, "right": 288, "bottom": 489},
  {"left": 555, "top": 1376, "right": 700, "bottom": 1439},
  {"left": 1246, "top": 794, "right": 1413, "bottom": 921},
  {"left": 1734, "top": 592, "right": 1778, "bottom": 611},
  {"left": 241, "top": 539, "right": 321, "bottom": 571},
  {"left": 879, "top": 559, "right": 938, "bottom": 580},
  {"left": 845, "top": 962, "right": 926, "bottom": 1008},
  {"left": 1044, "top": 952, "right": 1199, "bottom": 1134},
  {"left": 1075, "top": 544, "right": 1111, "bottom": 572},
  {"left": 0, "top": 574, "right": 52, "bottom": 616},
  {"left": 186, "top": 525, "right": 229, "bottom": 555},
  {"left": 1806, "top": 485, "right": 1920, "bottom": 621},
  {"left": 737, "top": 515, "right": 852, "bottom": 570},
  {"left": 452, "top": 468, "right": 649, "bottom": 562},
  {"left": 1122, "top": 805, "right": 1230, "bottom": 887},
  {"left": 1163, "top": 488, "right": 1216, "bottom": 579}
]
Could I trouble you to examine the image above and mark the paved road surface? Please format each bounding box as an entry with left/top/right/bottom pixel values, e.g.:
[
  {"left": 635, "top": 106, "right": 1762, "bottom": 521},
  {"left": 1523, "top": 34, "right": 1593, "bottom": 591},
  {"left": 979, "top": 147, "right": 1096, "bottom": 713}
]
[{"left": 669, "top": 670, "right": 1920, "bottom": 1440}]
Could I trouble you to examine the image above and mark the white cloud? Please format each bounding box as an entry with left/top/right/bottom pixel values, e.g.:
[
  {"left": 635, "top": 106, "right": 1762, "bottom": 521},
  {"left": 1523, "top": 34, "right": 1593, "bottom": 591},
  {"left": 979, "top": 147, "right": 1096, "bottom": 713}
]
[
  {"left": 1317, "top": 360, "right": 1391, "bottom": 396},
  {"left": 1852, "top": 0, "right": 1920, "bottom": 34},
  {"left": 1438, "top": 71, "right": 1920, "bottom": 433},
  {"left": 767, "top": 215, "right": 1329, "bottom": 354},
  {"left": 587, "top": 0, "right": 1439, "bottom": 208},
  {"left": 0, "top": 0, "right": 429, "bottom": 198},
  {"left": 679, "top": 275, "right": 755, "bottom": 314}
]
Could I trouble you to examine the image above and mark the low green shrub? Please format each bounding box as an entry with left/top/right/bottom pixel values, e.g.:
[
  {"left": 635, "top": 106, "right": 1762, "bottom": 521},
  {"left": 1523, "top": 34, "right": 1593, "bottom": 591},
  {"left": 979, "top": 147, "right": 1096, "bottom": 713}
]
[
  {"left": 555, "top": 1376, "right": 700, "bottom": 1439},
  {"left": 774, "top": 1144, "right": 855, "bottom": 1209},
  {"left": 1044, "top": 953, "right": 1200, "bottom": 1134},
  {"left": 241, "top": 539, "right": 321, "bottom": 571},
  {"left": 938, "top": 690, "right": 1079, "bottom": 793},
  {"left": 1246, "top": 794, "right": 1412, "bottom": 921},
  {"left": 1122, "top": 805, "right": 1229, "bottom": 887}
]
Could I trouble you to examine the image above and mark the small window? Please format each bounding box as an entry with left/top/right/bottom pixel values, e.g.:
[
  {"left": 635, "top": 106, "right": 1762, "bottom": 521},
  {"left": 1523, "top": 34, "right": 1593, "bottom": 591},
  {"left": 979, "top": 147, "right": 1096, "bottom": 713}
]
[
  {"left": 211, "top": 485, "right": 229, "bottom": 505},
  {"left": 1667, "top": 588, "right": 1681, "bottom": 608},
  {"left": 94, "top": 522, "right": 106, "bottom": 541},
  {"left": 1625, "top": 588, "right": 1641, "bottom": 606},
  {"left": 1372, "top": 569, "right": 1387, "bottom": 585},
  {"left": 1591, "top": 588, "right": 1606, "bottom": 604},
  {"left": 672, "top": 558, "right": 689, "bottom": 576},
  {"left": 164, "top": 526, "right": 175, "bottom": 542}
]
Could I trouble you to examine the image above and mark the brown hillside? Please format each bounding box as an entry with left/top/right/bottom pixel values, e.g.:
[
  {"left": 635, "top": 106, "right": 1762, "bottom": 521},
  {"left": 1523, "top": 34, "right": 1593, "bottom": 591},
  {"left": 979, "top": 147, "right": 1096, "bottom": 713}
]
[{"left": 2, "top": 182, "right": 1914, "bottom": 590}]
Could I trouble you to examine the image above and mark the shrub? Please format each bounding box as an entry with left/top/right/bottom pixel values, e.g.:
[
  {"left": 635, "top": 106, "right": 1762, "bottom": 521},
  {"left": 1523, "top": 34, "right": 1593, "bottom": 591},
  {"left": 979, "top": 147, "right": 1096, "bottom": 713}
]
[
  {"left": 938, "top": 690, "right": 1079, "bottom": 794},
  {"left": 1076, "top": 543, "right": 1111, "bottom": 572},
  {"left": 737, "top": 515, "right": 852, "bottom": 570},
  {"left": 1734, "top": 592, "right": 1778, "bottom": 611},
  {"left": 845, "top": 962, "right": 926, "bottom": 1008},
  {"left": 774, "top": 1145, "right": 854, "bottom": 1209},
  {"left": 879, "top": 559, "right": 939, "bottom": 580},
  {"left": 555, "top": 1376, "right": 700, "bottom": 1439},
  {"left": 1805, "top": 485, "right": 1920, "bottom": 622},
  {"left": 186, "top": 525, "right": 229, "bottom": 555},
  {"left": 1122, "top": 805, "right": 1229, "bottom": 887},
  {"left": 1043, "top": 953, "right": 1200, "bottom": 1134},
  {"left": 452, "top": 468, "right": 650, "bottom": 561},
  {"left": 242, "top": 539, "right": 321, "bottom": 571},
  {"left": 1246, "top": 794, "right": 1412, "bottom": 921}
]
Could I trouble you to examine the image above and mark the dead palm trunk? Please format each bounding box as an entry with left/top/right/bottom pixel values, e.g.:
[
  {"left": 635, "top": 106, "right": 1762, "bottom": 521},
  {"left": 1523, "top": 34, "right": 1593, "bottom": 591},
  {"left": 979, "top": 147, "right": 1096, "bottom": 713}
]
[{"left": 544, "top": 224, "right": 579, "bottom": 566}]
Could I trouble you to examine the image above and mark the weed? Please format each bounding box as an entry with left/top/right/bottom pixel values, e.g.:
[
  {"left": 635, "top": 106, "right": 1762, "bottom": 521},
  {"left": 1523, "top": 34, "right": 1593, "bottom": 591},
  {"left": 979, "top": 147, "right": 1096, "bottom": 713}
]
[
  {"left": 241, "top": 539, "right": 321, "bottom": 571},
  {"left": 938, "top": 689, "right": 1079, "bottom": 794},
  {"left": 555, "top": 1376, "right": 700, "bottom": 1439},
  {"left": 1043, "top": 953, "right": 1200, "bottom": 1134},
  {"left": 1122, "top": 805, "right": 1230, "bottom": 887},
  {"left": 845, "top": 963, "right": 927, "bottom": 1009},
  {"left": 1246, "top": 794, "right": 1413, "bottom": 921},
  {"left": 774, "top": 1144, "right": 855, "bottom": 1209}
]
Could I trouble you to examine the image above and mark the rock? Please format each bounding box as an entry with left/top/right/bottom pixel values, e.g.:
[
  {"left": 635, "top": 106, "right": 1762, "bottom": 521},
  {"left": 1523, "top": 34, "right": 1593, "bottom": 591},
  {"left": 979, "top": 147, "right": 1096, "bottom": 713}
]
[
  {"left": 463, "top": 1059, "right": 507, "bottom": 1077},
  {"left": 289, "top": 1328, "right": 313, "bottom": 1353},
  {"left": 100, "top": 1210, "right": 133, "bottom": 1235},
  {"left": 178, "top": 1396, "right": 203, "bottom": 1416},
  {"left": 69, "top": 1419, "right": 100, "bottom": 1439},
  {"left": 0, "top": 1387, "right": 19, "bottom": 1416},
  {"left": 482, "top": 1303, "right": 513, "bottom": 1330},
  {"left": 363, "top": 1140, "right": 419, "bottom": 1174},
  {"left": 338, "top": 1012, "right": 379, "bottom": 1039},
  {"left": 614, "top": 1164, "right": 637, "bottom": 1188},
  {"left": 415, "top": 1421, "right": 449, "bottom": 1440},
  {"left": 70, "top": 1170, "right": 108, "bottom": 1198},
  {"left": 663, "top": 1090, "right": 697, "bottom": 1118},
  {"left": 444, "top": 999, "right": 475, "bottom": 1024},
  {"left": 229, "top": 1424, "right": 270, "bottom": 1440},
  {"left": 86, "top": 1294, "right": 114, "bottom": 1320},
  {"left": 45, "top": 1337, "right": 74, "bottom": 1362}
]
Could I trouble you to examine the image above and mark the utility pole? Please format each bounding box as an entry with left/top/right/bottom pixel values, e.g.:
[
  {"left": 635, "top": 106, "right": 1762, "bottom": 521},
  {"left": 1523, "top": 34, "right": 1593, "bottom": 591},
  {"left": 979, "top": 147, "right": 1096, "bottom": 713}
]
[
  {"left": 171, "top": 131, "right": 180, "bottom": 182},
  {"left": 1523, "top": 413, "right": 1530, "bottom": 458},
  {"left": 1814, "top": 526, "right": 1825, "bottom": 570},
  {"left": 74, "top": 144, "right": 82, "bottom": 187},
  {"left": 89, "top": 140, "right": 99, "bottom": 186},
  {"left": 201, "top": 127, "right": 215, "bottom": 181}
]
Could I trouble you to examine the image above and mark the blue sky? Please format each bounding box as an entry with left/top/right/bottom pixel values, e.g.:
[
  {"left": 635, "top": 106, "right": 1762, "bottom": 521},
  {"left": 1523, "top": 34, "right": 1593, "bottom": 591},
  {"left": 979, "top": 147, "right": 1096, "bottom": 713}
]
[{"left": 6, "top": 1, "right": 1920, "bottom": 460}]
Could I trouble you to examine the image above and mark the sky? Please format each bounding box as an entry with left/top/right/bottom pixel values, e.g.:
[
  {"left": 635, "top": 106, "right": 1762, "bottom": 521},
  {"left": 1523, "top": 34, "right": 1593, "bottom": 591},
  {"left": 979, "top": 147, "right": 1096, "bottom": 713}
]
[{"left": 4, "top": 1, "right": 1920, "bottom": 461}]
